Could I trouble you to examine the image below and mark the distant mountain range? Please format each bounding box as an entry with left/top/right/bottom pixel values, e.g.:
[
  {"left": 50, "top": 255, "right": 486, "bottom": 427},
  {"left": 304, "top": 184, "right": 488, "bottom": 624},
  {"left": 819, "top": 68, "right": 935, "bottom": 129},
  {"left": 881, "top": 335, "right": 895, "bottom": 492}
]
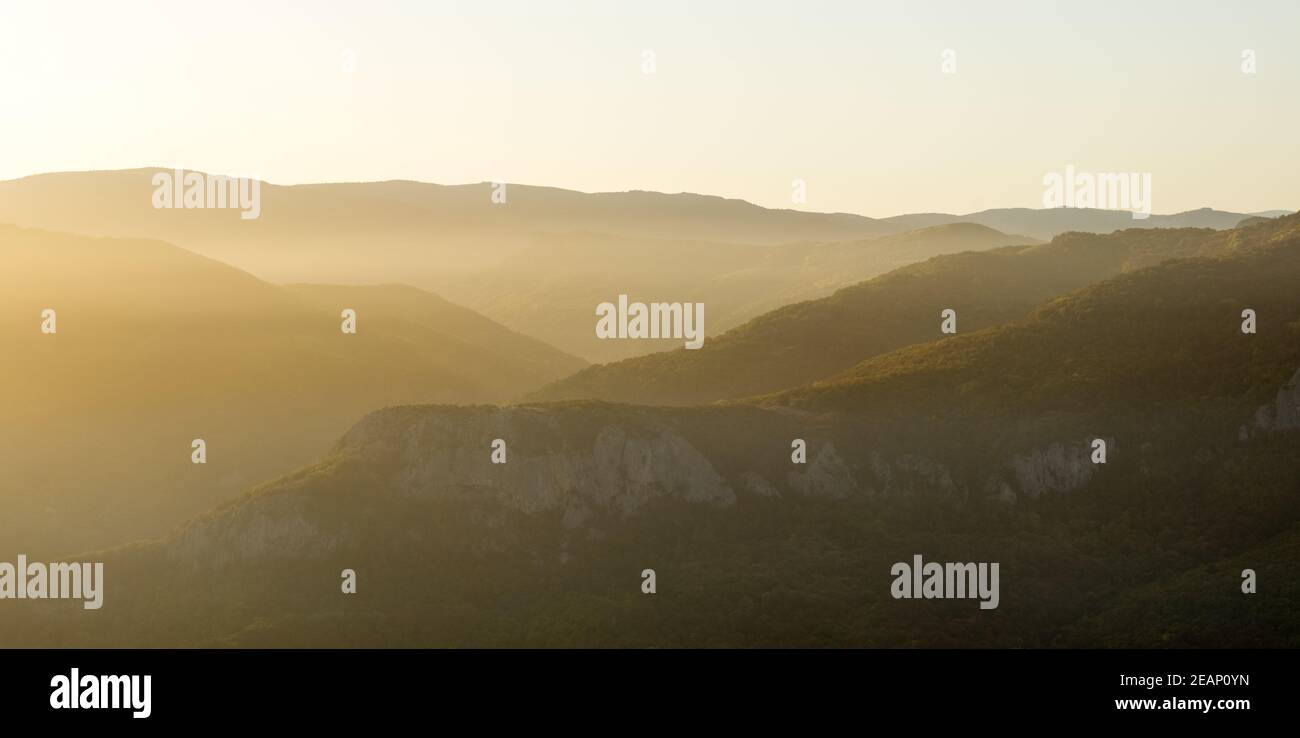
[
  {"left": 875, "top": 207, "right": 1292, "bottom": 241},
  {"left": 2, "top": 168, "right": 1286, "bottom": 361},
  {"left": 0, "top": 170, "right": 1283, "bottom": 259}
]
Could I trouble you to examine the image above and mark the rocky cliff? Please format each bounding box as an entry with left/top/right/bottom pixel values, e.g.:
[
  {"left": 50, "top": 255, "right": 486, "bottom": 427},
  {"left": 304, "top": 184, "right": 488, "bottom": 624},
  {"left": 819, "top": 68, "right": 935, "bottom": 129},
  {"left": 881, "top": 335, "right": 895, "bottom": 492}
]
[
  {"left": 162, "top": 402, "right": 1146, "bottom": 570},
  {"left": 1243, "top": 367, "right": 1300, "bottom": 437}
]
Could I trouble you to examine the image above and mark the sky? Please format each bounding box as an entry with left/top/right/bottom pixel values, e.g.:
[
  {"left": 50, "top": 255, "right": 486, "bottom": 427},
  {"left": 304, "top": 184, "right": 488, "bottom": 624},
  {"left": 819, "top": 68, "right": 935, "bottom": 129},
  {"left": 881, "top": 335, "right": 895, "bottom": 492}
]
[{"left": 0, "top": 0, "right": 1296, "bottom": 216}]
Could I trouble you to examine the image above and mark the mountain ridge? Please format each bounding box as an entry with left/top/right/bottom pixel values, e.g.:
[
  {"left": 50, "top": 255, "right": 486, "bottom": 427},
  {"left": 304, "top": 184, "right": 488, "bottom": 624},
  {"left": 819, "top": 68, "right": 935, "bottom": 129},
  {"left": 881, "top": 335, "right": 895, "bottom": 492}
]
[
  {"left": 3, "top": 168, "right": 1286, "bottom": 240},
  {"left": 528, "top": 224, "right": 1241, "bottom": 405}
]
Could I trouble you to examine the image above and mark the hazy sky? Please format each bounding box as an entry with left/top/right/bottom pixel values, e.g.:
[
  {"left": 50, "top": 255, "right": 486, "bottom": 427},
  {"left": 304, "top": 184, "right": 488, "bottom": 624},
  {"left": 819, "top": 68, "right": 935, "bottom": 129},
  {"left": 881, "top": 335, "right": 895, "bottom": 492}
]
[{"left": 1, "top": 0, "right": 1295, "bottom": 216}]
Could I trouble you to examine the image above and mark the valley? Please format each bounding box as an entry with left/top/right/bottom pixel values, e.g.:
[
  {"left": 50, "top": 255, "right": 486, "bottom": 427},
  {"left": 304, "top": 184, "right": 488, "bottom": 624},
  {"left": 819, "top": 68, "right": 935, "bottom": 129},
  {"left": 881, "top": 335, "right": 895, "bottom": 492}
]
[{"left": 0, "top": 174, "right": 1295, "bottom": 649}]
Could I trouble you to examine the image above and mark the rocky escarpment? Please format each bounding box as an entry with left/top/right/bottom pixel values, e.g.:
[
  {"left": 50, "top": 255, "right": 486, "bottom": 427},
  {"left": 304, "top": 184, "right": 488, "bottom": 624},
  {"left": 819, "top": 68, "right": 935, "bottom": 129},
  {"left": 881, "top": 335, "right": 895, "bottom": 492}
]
[
  {"left": 342, "top": 405, "right": 738, "bottom": 520},
  {"left": 167, "top": 370, "right": 1300, "bottom": 569},
  {"left": 982, "top": 437, "right": 1115, "bottom": 503},
  {"left": 164, "top": 404, "right": 973, "bottom": 567},
  {"left": 168, "top": 489, "right": 336, "bottom": 569},
  {"left": 164, "top": 403, "right": 1137, "bottom": 569},
  {"left": 167, "top": 404, "right": 746, "bottom": 567},
  {"left": 1242, "top": 367, "right": 1300, "bottom": 438},
  {"left": 333, "top": 405, "right": 971, "bottom": 507}
]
